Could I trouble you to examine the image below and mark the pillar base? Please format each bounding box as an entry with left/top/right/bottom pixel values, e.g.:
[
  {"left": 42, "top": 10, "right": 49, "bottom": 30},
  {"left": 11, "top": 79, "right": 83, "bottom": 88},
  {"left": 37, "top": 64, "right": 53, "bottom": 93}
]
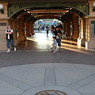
[
  {"left": 19, "top": 37, "right": 26, "bottom": 41},
  {"left": 26, "top": 35, "right": 31, "bottom": 37},
  {"left": 81, "top": 39, "right": 85, "bottom": 47},
  {"left": 14, "top": 39, "right": 19, "bottom": 47},
  {"left": 73, "top": 36, "right": 78, "bottom": 41},
  {"left": 0, "top": 42, "right": 7, "bottom": 50},
  {"left": 77, "top": 38, "right": 81, "bottom": 48},
  {"left": 85, "top": 40, "right": 95, "bottom": 49}
]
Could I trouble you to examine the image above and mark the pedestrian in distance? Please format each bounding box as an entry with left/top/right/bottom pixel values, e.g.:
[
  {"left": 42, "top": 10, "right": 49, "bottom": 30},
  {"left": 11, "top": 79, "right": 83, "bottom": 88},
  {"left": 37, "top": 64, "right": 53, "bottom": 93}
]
[{"left": 46, "top": 26, "right": 49, "bottom": 37}]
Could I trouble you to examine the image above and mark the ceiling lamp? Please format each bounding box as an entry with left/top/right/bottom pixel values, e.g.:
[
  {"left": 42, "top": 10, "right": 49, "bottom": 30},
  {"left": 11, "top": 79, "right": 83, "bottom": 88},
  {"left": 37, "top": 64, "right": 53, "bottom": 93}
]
[
  {"left": 0, "top": 4, "right": 4, "bottom": 9},
  {"left": 93, "top": 2, "right": 95, "bottom": 12},
  {"left": 93, "top": 2, "right": 95, "bottom": 7}
]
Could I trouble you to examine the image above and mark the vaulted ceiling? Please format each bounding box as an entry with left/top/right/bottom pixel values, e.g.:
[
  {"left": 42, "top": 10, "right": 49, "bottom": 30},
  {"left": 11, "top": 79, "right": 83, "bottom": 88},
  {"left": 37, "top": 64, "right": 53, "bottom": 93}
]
[{"left": 1, "top": 0, "right": 89, "bottom": 22}]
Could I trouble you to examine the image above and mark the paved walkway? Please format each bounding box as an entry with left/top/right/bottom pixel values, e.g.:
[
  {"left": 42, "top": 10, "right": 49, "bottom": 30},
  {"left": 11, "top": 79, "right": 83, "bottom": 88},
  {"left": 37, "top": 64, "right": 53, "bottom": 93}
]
[
  {"left": 0, "top": 49, "right": 95, "bottom": 95},
  {"left": 0, "top": 63, "right": 95, "bottom": 95},
  {"left": 0, "top": 49, "right": 95, "bottom": 68},
  {"left": 0, "top": 31, "right": 95, "bottom": 95},
  {"left": 17, "top": 31, "right": 85, "bottom": 51}
]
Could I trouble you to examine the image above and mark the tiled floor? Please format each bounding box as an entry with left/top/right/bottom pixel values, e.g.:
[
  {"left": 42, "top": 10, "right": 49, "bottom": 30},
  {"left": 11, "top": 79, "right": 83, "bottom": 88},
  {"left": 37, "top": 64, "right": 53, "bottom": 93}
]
[
  {"left": 0, "top": 63, "right": 95, "bottom": 95},
  {"left": 0, "top": 31, "right": 95, "bottom": 68},
  {"left": 0, "top": 31, "right": 95, "bottom": 95},
  {"left": 17, "top": 31, "right": 53, "bottom": 50},
  {"left": 17, "top": 31, "right": 85, "bottom": 51}
]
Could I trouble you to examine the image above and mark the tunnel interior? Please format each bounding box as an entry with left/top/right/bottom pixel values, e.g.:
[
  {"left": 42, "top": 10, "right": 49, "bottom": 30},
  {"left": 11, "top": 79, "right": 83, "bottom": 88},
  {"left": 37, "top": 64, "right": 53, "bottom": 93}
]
[{"left": 8, "top": 4, "right": 86, "bottom": 50}]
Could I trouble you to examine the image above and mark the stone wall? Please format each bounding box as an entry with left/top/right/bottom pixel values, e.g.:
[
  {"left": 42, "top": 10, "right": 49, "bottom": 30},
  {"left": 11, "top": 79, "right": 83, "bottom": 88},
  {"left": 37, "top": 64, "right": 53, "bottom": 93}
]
[
  {"left": 86, "top": 1, "right": 95, "bottom": 49},
  {"left": 0, "top": 3, "right": 9, "bottom": 50}
]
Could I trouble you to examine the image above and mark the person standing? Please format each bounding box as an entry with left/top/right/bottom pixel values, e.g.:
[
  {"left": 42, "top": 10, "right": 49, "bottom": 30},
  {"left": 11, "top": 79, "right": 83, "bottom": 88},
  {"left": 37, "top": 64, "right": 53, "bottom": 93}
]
[
  {"left": 5, "top": 25, "right": 16, "bottom": 52},
  {"left": 55, "top": 26, "right": 62, "bottom": 51}
]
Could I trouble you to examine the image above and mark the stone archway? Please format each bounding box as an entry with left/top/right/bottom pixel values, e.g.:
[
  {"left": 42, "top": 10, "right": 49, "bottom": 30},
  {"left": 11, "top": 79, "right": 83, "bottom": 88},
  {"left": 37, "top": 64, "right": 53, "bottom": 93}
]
[
  {"left": 7, "top": 2, "right": 89, "bottom": 50},
  {"left": 8, "top": 3, "right": 88, "bottom": 18},
  {"left": 1, "top": 1, "right": 95, "bottom": 50}
]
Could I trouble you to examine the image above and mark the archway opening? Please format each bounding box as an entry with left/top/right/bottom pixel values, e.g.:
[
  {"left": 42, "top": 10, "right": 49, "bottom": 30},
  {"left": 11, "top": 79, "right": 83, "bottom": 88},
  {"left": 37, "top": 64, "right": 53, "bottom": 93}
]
[{"left": 9, "top": 5, "right": 86, "bottom": 51}]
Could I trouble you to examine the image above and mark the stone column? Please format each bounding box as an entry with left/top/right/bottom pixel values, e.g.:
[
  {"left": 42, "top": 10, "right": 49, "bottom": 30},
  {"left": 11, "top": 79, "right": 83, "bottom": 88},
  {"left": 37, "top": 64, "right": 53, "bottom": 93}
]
[
  {"left": 18, "top": 18, "right": 25, "bottom": 41},
  {"left": 63, "top": 21, "right": 67, "bottom": 38},
  {"left": 89, "top": 1, "right": 95, "bottom": 16},
  {"left": 85, "top": 1, "right": 95, "bottom": 49},
  {"left": 71, "top": 15, "right": 74, "bottom": 40},
  {"left": 76, "top": 18, "right": 83, "bottom": 47},
  {"left": 78, "top": 18, "right": 83, "bottom": 38},
  {"left": 0, "top": 3, "right": 8, "bottom": 50},
  {"left": 23, "top": 22, "right": 26, "bottom": 40},
  {"left": 86, "top": 17, "right": 95, "bottom": 49},
  {"left": 81, "top": 17, "right": 87, "bottom": 46},
  {"left": 66, "top": 20, "right": 70, "bottom": 38},
  {"left": 73, "top": 15, "right": 79, "bottom": 41},
  {"left": 30, "top": 22, "right": 34, "bottom": 35},
  {"left": 26, "top": 21, "right": 31, "bottom": 37},
  {"left": 21, "top": 17, "right": 26, "bottom": 41}
]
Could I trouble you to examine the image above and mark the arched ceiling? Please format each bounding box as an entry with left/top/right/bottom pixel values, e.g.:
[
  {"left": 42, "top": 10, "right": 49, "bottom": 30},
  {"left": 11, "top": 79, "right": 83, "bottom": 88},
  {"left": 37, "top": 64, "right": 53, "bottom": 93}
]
[
  {"left": 12, "top": 6, "right": 85, "bottom": 22},
  {"left": 8, "top": 2, "right": 89, "bottom": 18},
  {"left": 2, "top": 0, "right": 89, "bottom": 22}
]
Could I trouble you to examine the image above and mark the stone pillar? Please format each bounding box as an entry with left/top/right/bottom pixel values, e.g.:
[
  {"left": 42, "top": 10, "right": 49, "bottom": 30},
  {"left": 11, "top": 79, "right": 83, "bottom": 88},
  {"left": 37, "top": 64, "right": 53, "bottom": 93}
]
[
  {"left": 86, "top": 17, "right": 95, "bottom": 49},
  {"left": 73, "top": 15, "right": 79, "bottom": 41},
  {"left": 18, "top": 17, "right": 25, "bottom": 41},
  {"left": 78, "top": 18, "right": 83, "bottom": 38},
  {"left": 21, "top": 17, "right": 26, "bottom": 41},
  {"left": 77, "top": 18, "right": 83, "bottom": 47},
  {"left": 30, "top": 22, "right": 34, "bottom": 35},
  {"left": 63, "top": 21, "right": 67, "bottom": 38},
  {"left": 23, "top": 22, "right": 26, "bottom": 40},
  {"left": 85, "top": 1, "right": 95, "bottom": 49},
  {"left": 0, "top": 3, "right": 8, "bottom": 50},
  {"left": 81, "top": 17, "right": 87, "bottom": 46},
  {"left": 71, "top": 15, "right": 74, "bottom": 40},
  {"left": 89, "top": 1, "right": 95, "bottom": 16},
  {"left": 26, "top": 21, "right": 31, "bottom": 37},
  {"left": 66, "top": 20, "right": 70, "bottom": 38}
]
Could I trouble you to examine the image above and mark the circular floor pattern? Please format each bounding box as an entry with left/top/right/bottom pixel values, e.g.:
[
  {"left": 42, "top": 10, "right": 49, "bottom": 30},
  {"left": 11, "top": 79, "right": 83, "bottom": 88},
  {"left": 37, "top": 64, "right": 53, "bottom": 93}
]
[
  {"left": 35, "top": 90, "right": 67, "bottom": 95},
  {"left": 22, "top": 86, "right": 81, "bottom": 95}
]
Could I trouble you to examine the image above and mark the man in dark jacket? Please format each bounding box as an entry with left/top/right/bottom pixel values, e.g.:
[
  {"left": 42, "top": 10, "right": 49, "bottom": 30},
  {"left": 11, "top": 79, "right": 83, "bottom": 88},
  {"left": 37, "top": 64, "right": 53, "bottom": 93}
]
[{"left": 55, "top": 26, "right": 62, "bottom": 51}]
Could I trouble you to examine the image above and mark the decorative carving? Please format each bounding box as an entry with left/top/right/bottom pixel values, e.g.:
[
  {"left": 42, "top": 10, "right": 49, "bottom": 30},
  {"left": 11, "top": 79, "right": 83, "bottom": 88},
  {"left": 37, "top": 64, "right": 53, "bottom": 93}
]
[
  {"left": 0, "top": 22, "right": 6, "bottom": 26},
  {"left": 35, "top": 90, "right": 67, "bottom": 95},
  {"left": 91, "top": 21, "right": 95, "bottom": 24},
  {"left": 8, "top": 3, "right": 89, "bottom": 17}
]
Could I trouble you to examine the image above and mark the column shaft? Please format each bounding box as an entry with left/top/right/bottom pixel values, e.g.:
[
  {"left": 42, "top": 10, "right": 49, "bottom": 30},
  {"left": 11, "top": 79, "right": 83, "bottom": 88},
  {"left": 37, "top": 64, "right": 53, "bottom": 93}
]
[
  {"left": 66, "top": 21, "right": 70, "bottom": 38},
  {"left": 18, "top": 18, "right": 25, "bottom": 41},
  {"left": 30, "top": 22, "right": 34, "bottom": 35},
  {"left": 0, "top": 3, "right": 8, "bottom": 50},
  {"left": 26, "top": 22, "right": 31, "bottom": 37},
  {"left": 73, "top": 15, "right": 79, "bottom": 41}
]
